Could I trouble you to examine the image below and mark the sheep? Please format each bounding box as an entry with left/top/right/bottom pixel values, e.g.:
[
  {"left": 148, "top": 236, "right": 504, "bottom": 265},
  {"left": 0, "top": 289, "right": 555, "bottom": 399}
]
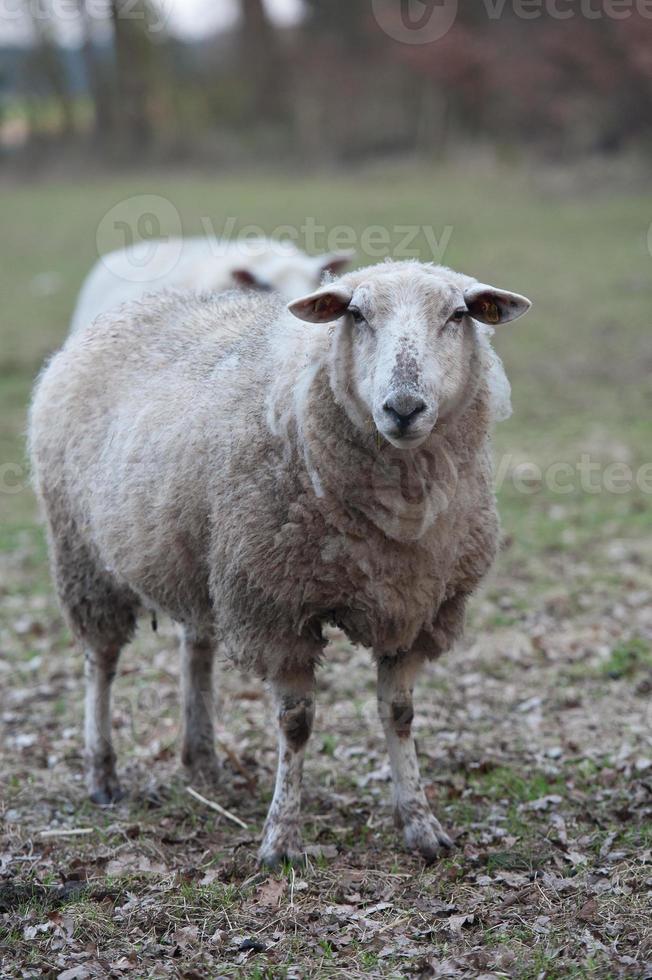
[
  {"left": 29, "top": 260, "right": 531, "bottom": 866},
  {"left": 71, "top": 234, "right": 513, "bottom": 425},
  {"left": 70, "top": 236, "right": 354, "bottom": 333}
]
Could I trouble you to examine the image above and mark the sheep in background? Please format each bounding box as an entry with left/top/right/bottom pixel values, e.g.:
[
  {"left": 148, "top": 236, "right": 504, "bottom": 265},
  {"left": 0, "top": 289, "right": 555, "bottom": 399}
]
[
  {"left": 70, "top": 236, "right": 354, "bottom": 333},
  {"left": 29, "top": 261, "right": 531, "bottom": 866}
]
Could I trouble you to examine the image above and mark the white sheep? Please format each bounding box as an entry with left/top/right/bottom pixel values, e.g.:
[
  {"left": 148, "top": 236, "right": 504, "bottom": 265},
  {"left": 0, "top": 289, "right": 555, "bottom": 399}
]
[
  {"left": 70, "top": 236, "right": 354, "bottom": 333},
  {"left": 29, "top": 260, "right": 530, "bottom": 866}
]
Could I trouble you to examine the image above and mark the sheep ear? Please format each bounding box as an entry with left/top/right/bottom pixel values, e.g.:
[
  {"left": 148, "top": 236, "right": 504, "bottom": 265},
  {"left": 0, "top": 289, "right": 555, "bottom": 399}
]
[
  {"left": 464, "top": 283, "right": 532, "bottom": 325},
  {"left": 316, "top": 250, "right": 355, "bottom": 280},
  {"left": 232, "top": 268, "right": 271, "bottom": 291},
  {"left": 288, "top": 286, "right": 353, "bottom": 323}
]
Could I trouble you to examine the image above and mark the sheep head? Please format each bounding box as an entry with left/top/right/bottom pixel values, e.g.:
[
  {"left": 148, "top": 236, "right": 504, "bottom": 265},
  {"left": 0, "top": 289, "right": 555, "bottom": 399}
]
[
  {"left": 230, "top": 246, "right": 355, "bottom": 300},
  {"left": 289, "top": 261, "right": 531, "bottom": 450}
]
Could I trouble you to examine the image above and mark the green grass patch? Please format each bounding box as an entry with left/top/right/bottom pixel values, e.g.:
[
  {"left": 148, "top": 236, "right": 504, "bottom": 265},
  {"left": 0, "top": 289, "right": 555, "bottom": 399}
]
[
  {"left": 601, "top": 638, "right": 652, "bottom": 679},
  {"left": 471, "top": 765, "right": 564, "bottom": 804}
]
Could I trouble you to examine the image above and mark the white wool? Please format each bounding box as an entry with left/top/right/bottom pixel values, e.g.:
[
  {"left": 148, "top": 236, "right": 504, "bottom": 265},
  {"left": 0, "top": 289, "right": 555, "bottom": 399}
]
[
  {"left": 476, "top": 324, "right": 513, "bottom": 424},
  {"left": 70, "top": 237, "right": 353, "bottom": 334}
]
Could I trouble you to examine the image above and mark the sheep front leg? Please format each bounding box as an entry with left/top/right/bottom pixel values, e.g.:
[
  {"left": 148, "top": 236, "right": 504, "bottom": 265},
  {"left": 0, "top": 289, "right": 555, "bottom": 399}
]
[
  {"left": 84, "top": 645, "right": 123, "bottom": 804},
  {"left": 377, "top": 653, "right": 452, "bottom": 861},
  {"left": 180, "top": 629, "right": 220, "bottom": 783},
  {"left": 259, "top": 669, "right": 315, "bottom": 868}
]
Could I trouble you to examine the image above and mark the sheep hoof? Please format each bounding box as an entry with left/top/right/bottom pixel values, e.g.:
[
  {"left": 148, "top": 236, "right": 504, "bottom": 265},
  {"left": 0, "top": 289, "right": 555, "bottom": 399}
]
[
  {"left": 258, "top": 848, "right": 306, "bottom": 870},
  {"left": 258, "top": 831, "right": 305, "bottom": 870},
  {"left": 182, "top": 753, "right": 221, "bottom": 787},
  {"left": 88, "top": 779, "right": 125, "bottom": 806},
  {"left": 403, "top": 817, "right": 454, "bottom": 863}
]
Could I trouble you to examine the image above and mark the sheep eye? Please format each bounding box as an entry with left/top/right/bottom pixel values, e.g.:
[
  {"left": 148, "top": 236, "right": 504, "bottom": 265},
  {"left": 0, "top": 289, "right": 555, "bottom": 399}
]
[
  {"left": 449, "top": 308, "right": 467, "bottom": 324},
  {"left": 349, "top": 307, "right": 366, "bottom": 325}
]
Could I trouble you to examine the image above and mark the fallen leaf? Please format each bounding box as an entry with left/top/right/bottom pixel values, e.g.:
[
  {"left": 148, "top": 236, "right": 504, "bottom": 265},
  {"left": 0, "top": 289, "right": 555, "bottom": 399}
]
[
  {"left": 105, "top": 854, "right": 167, "bottom": 876},
  {"left": 173, "top": 925, "right": 199, "bottom": 947},
  {"left": 447, "top": 913, "right": 474, "bottom": 935},
  {"left": 303, "top": 844, "right": 338, "bottom": 860},
  {"left": 577, "top": 898, "right": 599, "bottom": 923},
  {"left": 522, "top": 794, "right": 562, "bottom": 812},
  {"left": 199, "top": 868, "right": 221, "bottom": 886},
  {"left": 599, "top": 832, "right": 617, "bottom": 859},
  {"left": 23, "top": 922, "right": 52, "bottom": 940},
  {"left": 256, "top": 877, "right": 286, "bottom": 908},
  {"left": 566, "top": 851, "right": 589, "bottom": 867}
]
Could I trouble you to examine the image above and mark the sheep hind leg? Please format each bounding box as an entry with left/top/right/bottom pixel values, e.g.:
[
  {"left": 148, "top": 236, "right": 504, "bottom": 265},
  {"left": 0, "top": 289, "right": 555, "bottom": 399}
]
[
  {"left": 258, "top": 668, "right": 315, "bottom": 869},
  {"left": 84, "top": 643, "right": 125, "bottom": 804},
  {"left": 180, "top": 628, "right": 220, "bottom": 784},
  {"left": 377, "top": 653, "right": 453, "bottom": 862},
  {"left": 48, "top": 525, "right": 138, "bottom": 805}
]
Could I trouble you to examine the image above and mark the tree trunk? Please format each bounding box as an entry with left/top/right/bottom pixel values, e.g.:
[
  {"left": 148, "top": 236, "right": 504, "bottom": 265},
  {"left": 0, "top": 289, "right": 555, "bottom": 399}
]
[
  {"left": 27, "top": 0, "right": 75, "bottom": 137},
  {"left": 77, "top": 0, "right": 113, "bottom": 139},
  {"left": 110, "top": 0, "right": 152, "bottom": 149},
  {"left": 239, "top": 0, "right": 287, "bottom": 121}
]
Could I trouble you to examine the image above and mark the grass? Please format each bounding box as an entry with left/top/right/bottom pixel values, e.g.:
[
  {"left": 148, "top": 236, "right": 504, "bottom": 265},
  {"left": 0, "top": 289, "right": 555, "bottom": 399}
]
[
  {"left": 1, "top": 163, "right": 652, "bottom": 977},
  {"left": 601, "top": 638, "right": 652, "bottom": 679},
  {"left": 470, "top": 765, "right": 564, "bottom": 804}
]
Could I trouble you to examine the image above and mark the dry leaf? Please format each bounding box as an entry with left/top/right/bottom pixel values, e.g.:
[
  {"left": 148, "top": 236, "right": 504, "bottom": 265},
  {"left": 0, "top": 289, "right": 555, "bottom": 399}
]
[
  {"left": 447, "top": 913, "right": 474, "bottom": 935},
  {"left": 105, "top": 854, "right": 167, "bottom": 876},
  {"left": 577, "top": 898, "right": 599, "bottom": 923},
  {"left": 173, "top": 925, "right": 199, "bottom": 947},
  {"left": 256, "top": 877, "right": 286, "bottom": 908}
]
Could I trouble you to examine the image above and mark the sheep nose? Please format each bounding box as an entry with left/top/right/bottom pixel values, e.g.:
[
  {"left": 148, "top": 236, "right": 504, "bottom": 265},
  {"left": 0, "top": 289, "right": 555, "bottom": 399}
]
[{"left": 383, "top": 394, "right": 427, "bottom": 432}]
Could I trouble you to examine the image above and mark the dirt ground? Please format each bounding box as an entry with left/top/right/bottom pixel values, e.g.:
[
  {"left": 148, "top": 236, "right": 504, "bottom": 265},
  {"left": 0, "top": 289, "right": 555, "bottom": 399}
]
[{"left": 2, "top": 526, "right": 652, "bottom": 979}]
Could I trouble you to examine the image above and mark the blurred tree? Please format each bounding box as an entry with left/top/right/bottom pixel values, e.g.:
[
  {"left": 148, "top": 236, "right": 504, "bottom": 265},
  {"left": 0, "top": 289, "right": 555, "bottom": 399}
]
[
  {"left": 109, "top": 0, "right": 160, "bottom": 148},
  {"left": 6, "top": 0, "right": 652, "bottom": 167},
  {"left": 76, "top": 0, "right": 114, "bottom": 140},
  {"left": 238, "top": 0, "right": 288, "bottom": 121},
  {"left": 396, "top": 24, "right": 496, "bottom": 154},
  {"left": 602, "top": 18, "right": 652, "bottom": 151},
  {"left": 24, "top": 0, "right": 75, "bottom": 136},
  {"left": 301, "top": 0, "right": 371, "bottom": 45}
]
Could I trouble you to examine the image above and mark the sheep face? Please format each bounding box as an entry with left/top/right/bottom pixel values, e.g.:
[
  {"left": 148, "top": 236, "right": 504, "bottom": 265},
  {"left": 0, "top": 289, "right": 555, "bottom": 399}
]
[{"left": 289, "top": 262, "right": 531, "bottom": 450}]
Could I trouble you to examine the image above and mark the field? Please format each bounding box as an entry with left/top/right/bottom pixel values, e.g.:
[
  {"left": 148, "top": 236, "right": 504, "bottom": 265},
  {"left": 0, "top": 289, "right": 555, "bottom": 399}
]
[{"left": 1, "top": 165, "right": 651, "bottom": 978}]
